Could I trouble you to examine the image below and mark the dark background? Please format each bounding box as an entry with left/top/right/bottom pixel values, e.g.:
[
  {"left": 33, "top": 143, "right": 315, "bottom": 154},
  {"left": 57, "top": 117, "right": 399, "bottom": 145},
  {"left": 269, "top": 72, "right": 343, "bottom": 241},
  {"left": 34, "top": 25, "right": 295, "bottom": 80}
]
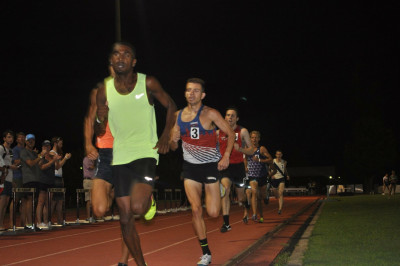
[{"left": 1, "top": 1, "right": 399, "bottom": 193}]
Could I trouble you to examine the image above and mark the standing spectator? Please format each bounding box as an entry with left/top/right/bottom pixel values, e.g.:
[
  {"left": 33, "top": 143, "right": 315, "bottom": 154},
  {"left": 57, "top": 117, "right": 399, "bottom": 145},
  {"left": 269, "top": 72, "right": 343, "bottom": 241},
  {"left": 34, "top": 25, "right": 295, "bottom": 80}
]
[
  {"left": 0, "top": 130, "right": 19, "bottom": 231},
  {"left": 82, "top": 155, "right": 96, "bottom": 222},
  {"left": 20, "top": 134, "right": 47, "bottom": 231},
  {"left": 10, "top": 132, "right": 26, "bottom": 228},
  {"left": 37, "top": 140, "right": 60, "bottom": 228},
  {"left": 49, "top": 137, "right": 71, "bottom": 225},
  {"left": 389, "top": 170, "right": 398, "bottom": 197},
  {"left": 382, "top": 173, "right": 389, "bottom": 195},
  {"left": 0, "top": 162, "right": 7, "bottom": 196}
]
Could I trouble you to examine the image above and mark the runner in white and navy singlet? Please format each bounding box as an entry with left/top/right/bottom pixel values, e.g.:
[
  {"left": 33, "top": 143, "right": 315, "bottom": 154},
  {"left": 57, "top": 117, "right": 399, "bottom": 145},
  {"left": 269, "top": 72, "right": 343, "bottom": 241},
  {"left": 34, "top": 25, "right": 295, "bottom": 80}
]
[{"left": 247, "top": 147, "right": 268, "bottom": 186}]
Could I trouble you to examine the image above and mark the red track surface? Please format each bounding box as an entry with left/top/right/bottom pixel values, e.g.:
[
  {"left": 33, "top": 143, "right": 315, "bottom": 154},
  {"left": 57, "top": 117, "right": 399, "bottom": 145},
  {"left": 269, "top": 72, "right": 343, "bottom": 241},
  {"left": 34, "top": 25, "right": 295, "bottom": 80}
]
[{"left": 0, "top": 196, "right": 320, "bottom": 265}]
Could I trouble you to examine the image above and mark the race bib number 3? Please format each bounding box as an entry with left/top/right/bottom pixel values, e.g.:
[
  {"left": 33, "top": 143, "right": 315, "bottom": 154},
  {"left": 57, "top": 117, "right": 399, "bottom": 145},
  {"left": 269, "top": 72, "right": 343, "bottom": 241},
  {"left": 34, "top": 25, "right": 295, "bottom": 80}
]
[{"left": 190, "top": 127, "right": 199, "bottom": 139}]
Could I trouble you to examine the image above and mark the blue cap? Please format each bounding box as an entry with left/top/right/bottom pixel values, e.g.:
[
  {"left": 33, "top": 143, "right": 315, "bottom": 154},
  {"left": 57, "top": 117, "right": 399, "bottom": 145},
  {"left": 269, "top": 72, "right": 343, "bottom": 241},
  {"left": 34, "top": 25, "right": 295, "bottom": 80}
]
[{"left": 25, "top": 134, "right": 35, "bottom": 141}]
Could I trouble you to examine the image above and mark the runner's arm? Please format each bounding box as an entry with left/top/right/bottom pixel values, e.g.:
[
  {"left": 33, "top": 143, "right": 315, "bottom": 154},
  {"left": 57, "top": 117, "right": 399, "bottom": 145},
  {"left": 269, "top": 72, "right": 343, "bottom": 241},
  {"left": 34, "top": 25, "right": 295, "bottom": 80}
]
[{"left": 146, "top": 76, "right": 177, "bottom": 154}]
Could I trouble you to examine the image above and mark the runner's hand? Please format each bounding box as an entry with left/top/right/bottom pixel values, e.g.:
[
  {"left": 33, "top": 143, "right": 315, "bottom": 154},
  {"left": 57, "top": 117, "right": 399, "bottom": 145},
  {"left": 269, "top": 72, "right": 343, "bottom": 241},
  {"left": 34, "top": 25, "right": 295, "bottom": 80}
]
[
  {"left": 155, "top": 132, "right": 170, "bottom": 154},
  {"left": 86, "top": 145, "right": 99, "bottom": 160},
  {"left": 218, "top": 156, "right": 229, "bottom": 171},
  {"left": 171, "top": 125, "right": 180, "bottom": 143}
]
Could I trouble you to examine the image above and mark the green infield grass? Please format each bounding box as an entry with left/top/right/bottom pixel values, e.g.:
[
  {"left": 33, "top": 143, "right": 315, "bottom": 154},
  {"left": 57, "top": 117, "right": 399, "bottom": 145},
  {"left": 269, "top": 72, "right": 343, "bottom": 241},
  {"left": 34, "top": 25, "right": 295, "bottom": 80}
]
[{"left": 302, "top": 194, "right": 400, "bottom": 265}]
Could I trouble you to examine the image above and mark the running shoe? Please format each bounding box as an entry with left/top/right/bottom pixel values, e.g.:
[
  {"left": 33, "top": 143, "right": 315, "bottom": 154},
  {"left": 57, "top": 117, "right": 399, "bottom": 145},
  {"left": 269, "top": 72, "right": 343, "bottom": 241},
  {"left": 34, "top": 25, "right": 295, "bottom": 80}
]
[
  {"left": 24, "top": 225, "right": 34, "bottom": 230},
  {"left": 37, "top": 222, "right": 49, "bottom": 229},
  {"left": 242, "top": 216, "right": 248, "bottom": 224},
  {"left": 259, "top": 217, "right": 264, "bottom": 223},
  {"left": 87, "top": 217, "right": 96, "bottom": 223},
  {"left": 220, "top": 183, "right": 226, "bottom": 198},
  {"left": 25, "top": 225, "right": 42, "bottom": 231},
  {"left": 220, "top": 224, "right": 231, "bottom": 233},
  {"left": 197, "top": 254, "right": 212, "bottom": 266},
  {"left": 144, "top": 194, "right": 156, "bottom": 221},
  {"left": 117, "top": 263, "right": 127, "bottom": 266},
  {"left": 251, "top": 214, "right": 257, "bottom": 222},
  {"left": 278, "top": 209, "right": 281, "bottom": 215}
]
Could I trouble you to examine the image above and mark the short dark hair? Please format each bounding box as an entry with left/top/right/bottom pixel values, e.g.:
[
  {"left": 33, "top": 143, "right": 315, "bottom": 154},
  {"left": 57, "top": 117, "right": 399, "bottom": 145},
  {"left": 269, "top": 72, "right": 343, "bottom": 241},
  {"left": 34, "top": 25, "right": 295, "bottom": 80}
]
[
  {"left": 3, "top": 129, "right": 14, "bottom": 139},
  {"left": 226, "top": 106, "right": 239, "bottom": 117},
  {"left": 187, "top": 78, "right": 205, "bottom": 92},
  {"left": 16, "top": 132, "right": 25, "bottom": 138},
  {"left": 111, "top": 41, "right": 137, "bottom": 59}
]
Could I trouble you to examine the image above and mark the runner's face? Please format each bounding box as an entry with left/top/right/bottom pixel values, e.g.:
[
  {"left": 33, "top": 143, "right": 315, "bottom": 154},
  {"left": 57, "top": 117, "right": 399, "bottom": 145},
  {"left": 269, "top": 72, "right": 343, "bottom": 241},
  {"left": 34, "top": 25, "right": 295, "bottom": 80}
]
[
  {"left": 110, "top": 44, "right": 137, "bottom": 74},
  {"left": 225, "top": 110, "right": 238, "bottom": 127},
  {"left": 185, "top": 82, "right": 204, "bottom": 104},
  {"left": 250, "top": 133, "right": 259, "bottom": 146},
  {"left": 275, "top": 151, "right": 283, "bottom": 159}
]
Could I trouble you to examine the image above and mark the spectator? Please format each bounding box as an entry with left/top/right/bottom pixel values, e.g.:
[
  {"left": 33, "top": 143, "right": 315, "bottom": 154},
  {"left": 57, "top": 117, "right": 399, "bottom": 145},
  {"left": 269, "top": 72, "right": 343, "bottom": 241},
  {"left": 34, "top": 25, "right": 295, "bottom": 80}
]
[
  {"left": 20, "top": 134, "right": 47, "bottom": 231},
  {"left": 382, "top": 173, "right": 389, "bottom": 195},
  {"left": 37, "top": 140, "right": 60, "bottom": 228},
  {"left": 82, "top": 155, "right": 96, "bottom": 222},
  {"left": 0, "top": 130, "right": 19, "bottom": 231},
  {"left": 10, "top": 132, "right": 26, "bottom": 228},
  {"left": 49, "top": 137, "right": 71, "bottom": 225},
  {"left": 389, "top": 170, "right": 398, "bottom": 197}
]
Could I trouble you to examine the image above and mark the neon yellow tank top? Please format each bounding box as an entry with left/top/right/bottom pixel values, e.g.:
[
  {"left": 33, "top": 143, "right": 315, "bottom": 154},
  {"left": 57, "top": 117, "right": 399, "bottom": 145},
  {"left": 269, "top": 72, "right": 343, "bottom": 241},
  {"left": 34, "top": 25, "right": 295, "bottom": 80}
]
[{"left": 105, "top": 73, "right": 159, "bottom": 165}]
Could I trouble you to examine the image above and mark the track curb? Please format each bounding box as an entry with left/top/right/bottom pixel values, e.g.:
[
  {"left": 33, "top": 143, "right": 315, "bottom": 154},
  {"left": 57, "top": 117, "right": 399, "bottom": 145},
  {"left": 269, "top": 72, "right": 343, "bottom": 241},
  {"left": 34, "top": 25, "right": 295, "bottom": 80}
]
[{"left": 222, "top": 197, "right": 322, "bottom": 266}]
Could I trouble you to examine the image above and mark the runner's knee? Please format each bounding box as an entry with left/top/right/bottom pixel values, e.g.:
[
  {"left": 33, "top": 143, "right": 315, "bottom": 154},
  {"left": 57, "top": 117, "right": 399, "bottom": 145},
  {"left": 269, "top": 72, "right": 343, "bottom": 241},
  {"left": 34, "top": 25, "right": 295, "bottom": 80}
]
[
  {"left": 130, "top": 201, "right": 149, "bottom": 215},
  {"left": 191, "top": 204, "right": 203, "bottom": 218}
]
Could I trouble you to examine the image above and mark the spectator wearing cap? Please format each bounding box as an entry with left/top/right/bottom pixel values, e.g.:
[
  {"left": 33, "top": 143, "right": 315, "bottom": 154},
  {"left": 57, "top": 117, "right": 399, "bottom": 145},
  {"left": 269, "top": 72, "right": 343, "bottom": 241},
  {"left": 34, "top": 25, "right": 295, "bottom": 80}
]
[
  {"left": 20, "top": 134, "right": 47, "bottom": 230},
  {"left": 0, "top": 130, "right": 20, "bottom": 231},
  {"left": 49, "top": 136, "right": 71, "bottom": 225},
  {"left": 9, "top": 132, "right": 26, "bottom": 228},
  {"left": 36, "top": 140, "right": 61, "bottom": 228}
]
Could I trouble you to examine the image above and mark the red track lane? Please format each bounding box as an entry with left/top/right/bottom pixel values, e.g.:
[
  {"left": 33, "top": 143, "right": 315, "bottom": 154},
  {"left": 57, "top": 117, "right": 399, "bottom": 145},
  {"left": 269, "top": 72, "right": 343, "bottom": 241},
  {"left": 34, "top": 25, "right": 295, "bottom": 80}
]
[{"left": 0, "top": 196, "right": 320, "bottom": 265}]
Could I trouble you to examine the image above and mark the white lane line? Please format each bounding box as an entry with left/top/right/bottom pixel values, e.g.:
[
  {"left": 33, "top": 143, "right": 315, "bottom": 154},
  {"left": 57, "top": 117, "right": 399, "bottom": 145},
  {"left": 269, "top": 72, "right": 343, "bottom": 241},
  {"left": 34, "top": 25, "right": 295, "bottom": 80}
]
[
  {"left": 0, "top": 225, "right": 120, "bottom": 249},
  {"left": 1, "top": 213, "right": 192, "bottom": 249},
  {"left": 5, "top": 198, "right": 315, "bottom": 265},
  {"left": 3, "top": 238, "right": 121, "bottom": 266}
]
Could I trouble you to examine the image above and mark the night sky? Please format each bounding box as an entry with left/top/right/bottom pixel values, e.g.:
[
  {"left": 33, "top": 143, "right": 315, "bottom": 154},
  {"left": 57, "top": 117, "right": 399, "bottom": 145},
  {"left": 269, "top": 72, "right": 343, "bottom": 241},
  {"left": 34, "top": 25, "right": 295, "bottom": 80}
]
[{"left": 1, "top": 1, "right": 399, "bottom": 172}]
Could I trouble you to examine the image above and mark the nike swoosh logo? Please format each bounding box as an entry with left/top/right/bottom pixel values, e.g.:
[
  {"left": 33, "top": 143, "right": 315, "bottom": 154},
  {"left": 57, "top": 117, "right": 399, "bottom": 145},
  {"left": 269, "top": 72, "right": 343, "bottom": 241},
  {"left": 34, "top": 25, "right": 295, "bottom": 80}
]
[{"left": 135, "top": 93, "right": 144, "bottom": 99}]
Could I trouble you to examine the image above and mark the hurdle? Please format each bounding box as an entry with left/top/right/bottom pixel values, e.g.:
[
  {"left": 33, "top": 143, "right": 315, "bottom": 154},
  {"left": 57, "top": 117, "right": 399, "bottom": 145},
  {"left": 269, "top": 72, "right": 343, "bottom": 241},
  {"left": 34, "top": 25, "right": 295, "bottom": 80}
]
[
  {"left": 156, "top": 188, "right": 172, "bottom": 214},
  {"left": 47, "top": 188, "right": 66, "bottom": 227},
  {"left": 164, "top": 188, "right": 173, "bottom": 212},
  {"left": 152, "top": 188, "right": 159, "bottom": 202},
  {"left": 66, "top": 188, "right": 91, "bottom": 225},
  {"left": 11, "top": 188, "right": 36, "bottom": 232},
  {"left": 173, "top": 189, "right": 182, "bottom": 212}
]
